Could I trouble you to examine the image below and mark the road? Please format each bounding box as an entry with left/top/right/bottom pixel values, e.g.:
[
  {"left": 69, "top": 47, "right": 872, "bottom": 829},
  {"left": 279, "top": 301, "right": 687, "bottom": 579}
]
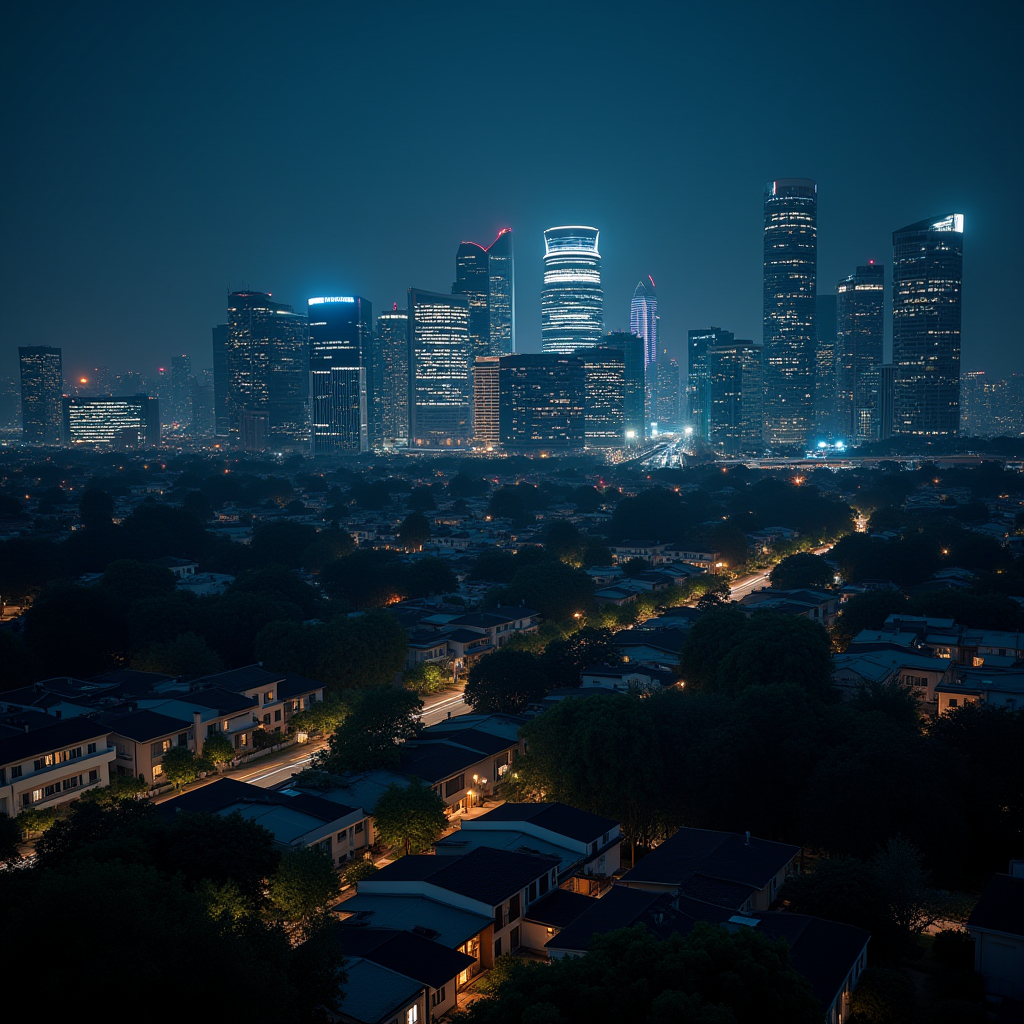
[
  {"left": 727, "top": 544, "right": 834, "bottom": 604},
  {"left": 228, "top": 688, "right": 468, "bottom": 790}
]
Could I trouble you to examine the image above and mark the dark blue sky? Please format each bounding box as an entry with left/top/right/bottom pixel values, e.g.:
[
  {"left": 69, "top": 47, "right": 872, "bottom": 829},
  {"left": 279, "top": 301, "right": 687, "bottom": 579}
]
[{"left": 2, "top": 1, "right": 1021, "bottom": 381}]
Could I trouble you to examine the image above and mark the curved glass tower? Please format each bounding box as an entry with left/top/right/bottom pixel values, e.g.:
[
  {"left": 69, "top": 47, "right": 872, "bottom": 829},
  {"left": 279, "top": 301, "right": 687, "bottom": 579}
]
[
  {"left": 630, "top": 276, "right": 659, "bottom": 367},
  {"left": 762, "top": 178, "right": 817, "bottom": 450},
  {"left": 452, "top": 228, "right": 515, "bottom": 358},
  {"left": 892, "top": 214, "right": 963, "bottom": 438},
  {"left": 541, "top": 226, "right": 603, "bottom": 353}
]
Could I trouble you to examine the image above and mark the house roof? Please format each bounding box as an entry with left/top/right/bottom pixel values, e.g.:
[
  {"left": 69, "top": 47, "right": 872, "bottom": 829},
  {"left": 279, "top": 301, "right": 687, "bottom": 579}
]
[
  {"left": 620, "top": 827, "right": 799, "bottom": 901},
  {"left": 545, "top": 886, "right": 664, "bottom": 950},
  {"left": 0, "top": 717, "right": 112, "bottom": 766},
  {"left": 613, "top": 628, "right": 688, "bottom": 654},
  {"left": 365, "top": 847, "right": 555, "bottom": 907},
  {"left": 186, "top": 686, "right": 259, "bottom": 714},
  {"left": 333, "top": 927, "right": 474, "bottom": 990},
  {"left": 105, "top": 709, "right": 191, "bottom": 742},
  {"left": 968, "top": 874, "right": 1024, "bottom": 937},
  {"left": 190, "top": 665, "right": 281, "bottom": 691},
  {"left": 335, "top": 894, "right": 491, "bottom": 948},
  {"left": 471, "top": 802, "right": 618, "bottom": 844},
  {"left": 524, "top": 888, "right": 596, "bottom": 928},
  {"left": 337, "top": 958, "right": 422, "bottom": 1024},
  {"left": 158, "top": 777, "right": 358, "bottom": 822}
]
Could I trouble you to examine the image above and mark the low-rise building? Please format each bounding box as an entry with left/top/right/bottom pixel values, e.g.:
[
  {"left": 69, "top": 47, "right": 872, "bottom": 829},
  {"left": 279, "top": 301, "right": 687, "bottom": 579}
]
[
  {"left": 105, "top": 709, "right": 194, "bottom": 785},
  {"left": 966, "top": 868, "right": 1024, "bottom": 1002},
  {"left": 832, "top": 650, "right": 955, "bottom": 704}
]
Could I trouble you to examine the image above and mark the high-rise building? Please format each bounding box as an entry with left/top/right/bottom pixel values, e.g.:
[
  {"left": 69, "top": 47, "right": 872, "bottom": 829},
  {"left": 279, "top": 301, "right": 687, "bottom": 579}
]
[
  {"left": 687, "top": 328, "right": 733, "bottom": 441},
  {"left": 452, "top": 228, "right": 515, "bottom": 360},
  {"left": 375, "top": 305, "right": 410, "bottom": 447},
  {"left": 0, "top": 376, "right": 20, "bottom": 435},
  {"left": 473, "top": 356, "right": 501, "bottom": 448},
  {"left": 961, "top": 371, "right": 1024, "bottom": 438},
  {"left": 63, "top": 395, "right": 160, "bottom": 447},
  {"left": 892, "top": 214, "right": 964, "bottom": 438},
  {"left": 836, "top": 262, "right": 885, "bottom": 443},
  {"left": 408, "top": 289, "right": 472, "bottom": 448},
  {"left": 189, "top": 377, "right": 215, "bottom": 437},
  {"left": 707, "top": 340, "right": 764, "bottom": 456},
  {"left": 19, "top": 345, "right": 63, "bottom": 444},
  {"left": 630, "top": 277, "right": 659, "bottom": 368},
  {"left": 169, "top": 354, "right": 192, "bottom": 428},
  {"left": 814, "top": 294, "right": 838, "bottom": 437},
  {"left": 601, "top": 332, "right": 646, "bottom": 443},
  {"left": 582, "top": 349, "right": 625, "bottom": 447},
  {"left": 763, "top": 178, "right": 817, "bottom": 449},
  {"left": 211, "top": 324, "right": 230, "bottom": 436},
  {"left": 307, "top": 295, "right": 372, "bottom": 454},
  {"left": 878, "top": 363, "right": 896, "bottom": 441},
  {"left": 225, "top": 291, "right": 309, "bottom": 445},
  {"left": 499, "top": 354, "right": 585, "bottom": 450},
  {"left": 654, "top": 349, "right": 681, "bottom": 430},
  {"left": 541, "top": 226, "right": 603, "bottom": 353}
]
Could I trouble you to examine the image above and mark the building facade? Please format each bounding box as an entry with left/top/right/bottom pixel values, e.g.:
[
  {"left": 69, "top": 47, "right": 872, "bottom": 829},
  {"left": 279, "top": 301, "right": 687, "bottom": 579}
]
[
  {"left": 654, "top": 350, "right": 681, "bottom": 430},
  {"left": 541, "top": 226, "right": 603, "bottom": 353},
  {"left": 408, "top": 289, "right": 472, "bottom": 448},
  {"left": 763, "top": 178, "right": 818, "bottom": 450},
  {"left": 18, "top": 345, "right": 63, "bottom": 444},
  {"left": 707, "top": 340, "right": 764, "bottom": 455},
  {"left": 452, "top": 228, "right": 515, "bottom": 360},
  {"left": 583, "top": 349, "right": 626, "bottom": 447},
  {"left": 601, "top": 332, "right": 646, "bottom": 443},
  {"left": 892, "top": 214, "right": 964, "bottom": 438},
  {"left": 225, "top": 291, "right": 309, "bottom": 446},
  {"left": 473, "top": 356, "right": 501, "bottom": 448},
  {"left": 308, "top": 295, "right": 372, "bottom": 454},
  {"left": 836, "top": 263, "right": 885, "bottom": 443},
  {"left": 688, "top": 328, "right": 733, "bottom": 441},
  {"left": 630, "top": 277, "right": 659, "bottom": 368},
  {"left": 63, "top": 395, "right": 160, "bottom": 447},
  {"left": 499, "top": 353, "right": 585, "bottom": 450},
  {"left": 814, "top": 294, "right": 838, "bottom": 438},
  {"left": 374, "top": 304, "right": 410, "bottom": 447},
  {"left": 211, "top": 324, "right": 230, "bottom": 436}
]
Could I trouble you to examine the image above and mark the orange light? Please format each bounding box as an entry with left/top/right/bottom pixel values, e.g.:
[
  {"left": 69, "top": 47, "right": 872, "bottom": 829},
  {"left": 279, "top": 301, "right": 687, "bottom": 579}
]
[{"left": 79, "top": 377, "right": 88, "bottom": 384}]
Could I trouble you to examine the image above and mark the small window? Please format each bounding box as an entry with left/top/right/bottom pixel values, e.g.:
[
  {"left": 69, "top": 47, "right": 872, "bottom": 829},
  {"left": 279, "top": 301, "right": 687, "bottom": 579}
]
[
  {"left": 355, "top": 820, "right": 364, "bottom": 833},
  {"left": 274, "top": 710, "right": 282, "bottom": 721},
  {"left": 406, "top": 1006, "right": 419, "bottom": 1024},
  {"left": 264, "top": 691, "right": 274, "bottom": 703},
  {"left": 11, "top": 765, "right": 22, "bottom": 779},
  {"left": 88, "top": 769, "right": 99, "bottom": 783},
  {"left": 948, "top": 699, "right": 958, "bottom": 708},
  {"left": 87, "top": 742, "right": 97, "bottom": 755}
]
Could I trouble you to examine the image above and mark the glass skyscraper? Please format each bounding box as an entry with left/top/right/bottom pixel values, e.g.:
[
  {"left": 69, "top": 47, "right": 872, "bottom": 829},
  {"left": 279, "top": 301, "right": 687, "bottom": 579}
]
[
  {"left": 836, "top": 262, "right": 885, "bottom": 443},
  {"left": 211, "top": 324, "right": 230, "bottom": 436},
  {"left": 473, "top": 356, "right": 501, "bottom": 448},
  {"left": 582, "top": 349, "right": 626, "bottom": 447},
  {"left": 892, "top": 214, "right": 964, "bottom": 438},
  {"left": 763, "top": 178, "right": 817, "bottom": 450},
  {"left": 375, "top": 304, "right": 410, "bottom": 447},
  {"left": 601, "top": 332, "right": 646, "bottom": 443},
  {"left": 225, "top": 291, "right": 309, "bottom": 445},
  {"left": 408, "top": 288, "right": 472, "bottom": 447},
  {"left": 452, "top": 228, "right": 515, "bottom": 359},
  {"left": 541, "top": 226, "right": 603, "bottom": 353},
  {"left": 630, "top": 276, "right": 659, "bottom": 368},
  {"left": 18, "top": 345, "right": 63, "bottom": 444},
  {"left": 498, "top": 353, "right": 585, "bottom": 450},
  {"left": 707, "top": 340, "right": 764, "bottom": 456},
  {"left": 687, "top": 327, "right": 733, "bottom": 441},
  {"left": 814, "top": 294, "right": 838, "bottom": 437},
  {"left": 62, "top": 395, "right": 160, "bottom": 447},
  {"left": 307, "top": 295, "right": 372, "bottom": 453},
  {"left": 654, "top": 350, "right": 681, "bottom": 429}
]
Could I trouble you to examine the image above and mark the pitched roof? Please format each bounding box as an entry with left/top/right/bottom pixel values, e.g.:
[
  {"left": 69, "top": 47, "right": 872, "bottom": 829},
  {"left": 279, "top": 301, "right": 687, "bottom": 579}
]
[
  {"left": 471, "top": 802, "right": 618, "bottom": 843},
  {"left": 333, "top": 927, "right": 474, "bottom": 989},
  {"left": 968, "top": 874, "right": 1024, "bottom": 937},
  {"left": 105, "top": 710, "right": 190, "bottom": 742},
  {"left": 365, "top": 847, "right": 554, "bottom": 906},
  {"left": 337, "top": 958, "right": 422, "bottom": 1024},
  {"left": 0, "top": 717, "right": 111, "bottom": 765},
  {"left": 335, "top": 894, "right": 491, "bottom": 948},
  {"left": 524, "top": 888, "right": 596, "bottom": 928},
  {"left": 544, "top": 886, "right": 665, "bottom": 950},
  {"left": 620, "top": 827, "right": 799, "bottom": 901},
  {"left": 158, "top": 777, "right": 357, "bottom": 821}
]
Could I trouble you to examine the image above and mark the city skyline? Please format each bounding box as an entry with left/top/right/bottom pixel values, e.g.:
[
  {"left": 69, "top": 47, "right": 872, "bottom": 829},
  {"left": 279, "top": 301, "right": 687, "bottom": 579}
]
[{"left": 1, "top": 3, "right": 1020, "bottom": 382}]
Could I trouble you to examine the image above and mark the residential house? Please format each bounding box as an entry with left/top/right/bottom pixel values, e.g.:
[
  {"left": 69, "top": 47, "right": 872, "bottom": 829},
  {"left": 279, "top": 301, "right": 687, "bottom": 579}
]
[
  {"left": 966, "top": 867, "right": 1024, "bottom": 1002},
  {"left": 0, "top": 718, "right": 115, "bottom": 817},
  {"left": 618, "top": 826, "right": 800, "bottom": 913},
  {"left": 832, "top": 650, "right": 955, "bottom": 704},
  {"left": 936, "top": 670, "right": 1024, "bottom": 714},
  {"left": 741, "top": 587, "right": 841, "bottom": 626},
  {"left": 580, "top": 664, "right": 676, "bottom": 693},
  {"left": 105, "top": 709, "right": 193, "bottom": 786},
  {"left": 159, "top": 777, "right": 371, "bottom": 864},
  {"left": 333, "top": 958, "right": 425, "bottom": 1024},
  {"left": 613, "top": 627, "right": 688, "bottom": 670}
]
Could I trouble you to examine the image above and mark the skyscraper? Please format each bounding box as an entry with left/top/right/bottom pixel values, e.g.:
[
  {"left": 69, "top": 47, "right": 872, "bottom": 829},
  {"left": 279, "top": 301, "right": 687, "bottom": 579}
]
[
  {"left": 630, "top": 277, "right": 659, "bottom": 368},
  {"left": 499, "top": 354, "right": 585, "bottom": 450},
  {"left": 688, "top": 328, "right": 733, "bottom": 441},
  {"left": 707, "top": 340, "right": 764, "bottom": 456},
  {"left": 19, "top": 345, "right": 63, "bottom": 444},
  {"left": 763, "top": 178, "right": 817, "bottom": 449},
  {"left": 452, "top": 228, "right": 515, "bottom": 359},
  {"left": 654, "top": 350, "right": 681, "bottom": 429},
  {"left": 473, "top": 356, "right": 501, "bottom": 448},
  {"left": 836, "top": 262, "right": 885, "bottom": 443},
  {"left": 169, "top": 354, "right": 192, "bottom": 428},
  {"left": 307, "top": 295, "right": 372, "bottom": 454},
  {"left": 225, "top": 291, "right": 309, "bottom": 445},
  {"left": 63, "top": 395, "right": 160, "bottom": 447},
  {"left": 600, "top": 332, "right": 646, "bottom": 443},
  {"left": 892, "top": 214, "right": 964, "bottom": 437},
  {"left": 211, "top": 324, "right": 230, "bottom": 436},
  {"left": 408, "top": 289, "right": 472, "bottom": 448},
  {"left": 583, "top": 349, "right": 626, "bottom": 447},
  {"left": 541, "top": 226, "right": 603, "bottom": 353},
  {"left": 375, "top": 304, "right": 410, "bottom": 447},
  {"left": 814, "top": 294, "right": 838, "bottom": 437}
]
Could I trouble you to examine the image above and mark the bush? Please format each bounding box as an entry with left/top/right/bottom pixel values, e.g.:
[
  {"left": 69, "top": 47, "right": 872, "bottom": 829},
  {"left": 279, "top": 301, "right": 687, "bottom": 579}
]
[
  {"left": 931, "top": 929, "right": 974, "bottom": 972},
  {"left": 850, "top": 967, "right": 915, "bottom": 1024},
  {"left": 343, "top": 859, "right": 379, "bottom": 886}
]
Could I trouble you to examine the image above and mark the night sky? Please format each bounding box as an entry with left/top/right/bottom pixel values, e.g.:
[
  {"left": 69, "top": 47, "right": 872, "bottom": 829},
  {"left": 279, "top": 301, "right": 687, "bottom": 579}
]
[{"left": 2, "top": 1, "right": 1022, "bottom": 382}]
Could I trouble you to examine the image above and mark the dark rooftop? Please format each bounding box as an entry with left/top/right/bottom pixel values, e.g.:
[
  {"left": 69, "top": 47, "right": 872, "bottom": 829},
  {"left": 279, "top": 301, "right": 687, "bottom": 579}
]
[
  {"left": 105, "top": 709, "right": 191, "bottom": 742},
  {"left": 524, "top": 888, "right": 596, "bottom": 928},
  {"left": 0, "top": 717, "right": 112, "bottom": 765},
  {"left": 157, "top": 777, "right": 357, "bottom": 821},
  {"left": 544, "top": 886, "right": 665, "bottom": 951},
  {"left": 332, "top": 927, "right": 474, "bottom": 989},
  {"left": 472, "top": 802, "right": 618, "bottom": 844},
  {"left": 968, "top": 874, "right": 1024, "bottom": 938}
]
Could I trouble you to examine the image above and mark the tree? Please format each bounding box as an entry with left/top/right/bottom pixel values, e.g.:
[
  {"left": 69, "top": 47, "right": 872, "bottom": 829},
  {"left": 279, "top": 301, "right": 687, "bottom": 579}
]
[
  {"left": 497, "top": 560, "right": 596, "bottom": 623},
  {"left": 315, "top": 687, "right": 422, "bottom": 772},
  {"left": 249, "top": 521, "right": 320, "bottom": 569},
  {"left": 469, "top": 549, "right": 518, "bottom": 584},
  {"left": 402, "top": 661, "right": 451, "bottom": 694},
  {"left": 229, "top": 565, "right": 324, "bottom": 618},
  {"left": 202, "top": 591, "right": 305, "bottom": 667},
  {"left": 832, "top": 589, "right": 909, "bottom": 647},
  {"left": 405, "top": 556, "right": 457, "bottom": 597},
  {"left": 447, "top": 473, "right": 488, "bottom": 499},
  {"left": 269, "top": 847, "right": 340, "bottom": 931},
  {"left": 372, "top": 780, "right": 448, "bottom": 856},
  {"left": 201, "top": 733, "right": 236, "bottom": 770},
  {"left": 465, "top": 648, "right": 548, "bottom": 713},
  {"left": 319, "top": 549, "right": 406, "bottom": 609},
  {"left": 343, "top": 859, "right": 379, "bottom": 886},
  {"left": 288, "top": 693, "right": 349, "bottom": 736},
  {"left": 79, "top": 487, "right": 114, "bottom": 530},
  {"left": 769, "top": 552, "right": 834, "bottom": 590},
  {"left": 80, "top": 773, "right": 149, "bottom": 807},
  {"left": 160, "top": 746, "right": 202, "bottom": 789},
  {"left": 99, "top": 559, "right": 177, "bottom": 605},
  {"left": 621, "top": 557, "right": 651, "bottom": 577},
  {"left": 407, "top": 485, "right": 436, "bottom": 511},
  {"left": 398, "top": 512, "right": 431, "bottom": 550},
  {"left": 133, "top": 631, "right": 223, "bottom": 678},
  {"left": 455, "top": 923, "right": 820, "bottom": 1024},
  {"left": 848, "top": 967, "right": 916, "bottom": 1024},
  {"left": 0, "top": 814, "right": 21, "bottom": 865},
  {"left": 872, "top": 837, "right": 931, "bottom": 951},
  {"left": 541, "top": 627, "right": 621, "bottom": 688}
]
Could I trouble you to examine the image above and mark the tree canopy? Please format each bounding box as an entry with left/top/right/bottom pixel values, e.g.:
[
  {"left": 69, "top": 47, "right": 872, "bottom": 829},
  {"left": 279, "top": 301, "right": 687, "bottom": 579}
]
[
  {"left": 313, "top": 686, "right": 423, "bottom": 772},
  {"left": 372, "top": 780, "right": 448, "bottom": 856}
]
